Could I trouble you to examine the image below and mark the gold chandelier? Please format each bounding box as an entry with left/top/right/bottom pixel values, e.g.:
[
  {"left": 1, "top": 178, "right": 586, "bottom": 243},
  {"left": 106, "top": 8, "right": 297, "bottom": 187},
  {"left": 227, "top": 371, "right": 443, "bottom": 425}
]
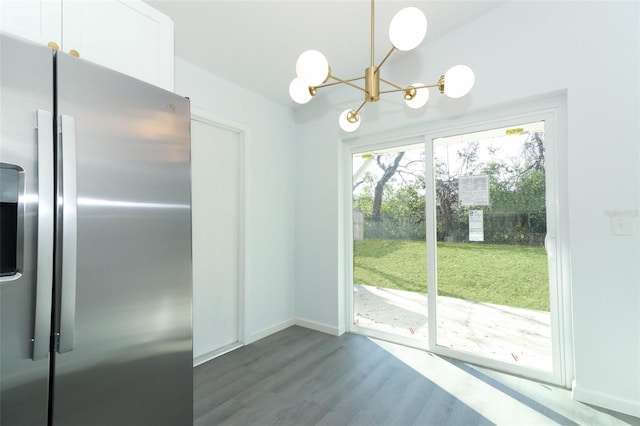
[{"left": 289, "top": 0, "right": 475, "bottom": 132}]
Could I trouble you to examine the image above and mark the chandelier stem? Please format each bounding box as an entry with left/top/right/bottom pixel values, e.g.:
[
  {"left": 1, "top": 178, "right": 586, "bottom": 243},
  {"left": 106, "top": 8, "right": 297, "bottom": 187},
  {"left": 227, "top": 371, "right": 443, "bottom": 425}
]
[
  {"left": 376, "top": 46, "right": 396, "bottom": 71},
  {"left": 371, "top": 0, "right": 375, "bottom": 68}
]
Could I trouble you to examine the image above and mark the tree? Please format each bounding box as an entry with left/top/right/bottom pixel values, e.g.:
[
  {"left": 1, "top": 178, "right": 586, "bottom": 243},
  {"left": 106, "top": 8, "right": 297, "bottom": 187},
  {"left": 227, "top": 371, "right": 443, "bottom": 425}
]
[
  {"left": 371, "top": 152, "right": 405, "bottom": 220},
  {"left": 489, "top": 132, "right": 546, "bottom": 213},
  {"left": 380, "top": 181, "right": 425, "bottom": 218},
  {"left": 522, "top": 132, "right": 545, "bottom": 173},
  {"left": 353, "top": 191, "right": 373, "bottom": 216}
]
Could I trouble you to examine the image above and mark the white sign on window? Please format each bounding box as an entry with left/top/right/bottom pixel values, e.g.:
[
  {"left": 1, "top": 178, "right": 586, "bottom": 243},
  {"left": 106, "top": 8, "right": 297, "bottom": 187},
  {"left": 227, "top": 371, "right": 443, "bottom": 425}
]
[
  {"left": 469, "top": 210, "right": 484, "bottom": 242},
  {"left": 459, "top": 175, "right": 489, "bottom": 206}
]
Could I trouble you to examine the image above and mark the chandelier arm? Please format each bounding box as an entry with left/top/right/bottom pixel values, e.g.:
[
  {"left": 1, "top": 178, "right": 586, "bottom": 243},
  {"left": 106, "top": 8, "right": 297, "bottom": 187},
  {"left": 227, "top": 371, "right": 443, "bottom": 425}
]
[
  {"left": 375, "top": 46, "right": 396, "bottom": 71},
  {"left": 410, "top": 82, "right": 441, "bottom": 90},
  {"left": 354, "top": 99, "right": 368, "bottom": 114},
  {"left": 328, "top": 75, "right": 366, "bottom": 85},
  {"left": 321, "top": 75, "right": 367, "bottom": 92},
  {"left": 378, "top": 82, "right": 440, "bottom": 95},
  {"left": 316, "top": 79, "right": 363, "bottom": 89},
  {"left": 379, "top": 78, "right": 403, "bottom": 90}
]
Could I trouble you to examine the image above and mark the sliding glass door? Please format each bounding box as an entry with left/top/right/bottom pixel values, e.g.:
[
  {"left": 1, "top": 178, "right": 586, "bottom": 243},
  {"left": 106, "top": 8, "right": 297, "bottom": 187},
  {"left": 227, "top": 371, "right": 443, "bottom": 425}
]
[
  {"left": 426, "top": 119, "right": 565, "bottom": 383},
  {"left": 347, "top": 106, "right": 568, "bottom": 385},
  {"left": 350, "top": 141, "right": 428, "bottom": 347}
]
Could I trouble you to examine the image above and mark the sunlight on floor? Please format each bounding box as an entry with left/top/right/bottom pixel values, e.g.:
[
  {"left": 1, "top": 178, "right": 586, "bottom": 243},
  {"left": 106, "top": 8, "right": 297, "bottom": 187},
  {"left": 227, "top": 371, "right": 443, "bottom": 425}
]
[{"left": 368, "top": 337, "right": 636, "bottom": 426}]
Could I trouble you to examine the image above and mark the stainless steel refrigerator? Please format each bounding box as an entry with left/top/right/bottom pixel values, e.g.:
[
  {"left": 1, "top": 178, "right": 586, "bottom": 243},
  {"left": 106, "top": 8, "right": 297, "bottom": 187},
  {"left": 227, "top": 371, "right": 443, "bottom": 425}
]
[{"left": 0, "top": 32, "right": 193, "bottom": 425}]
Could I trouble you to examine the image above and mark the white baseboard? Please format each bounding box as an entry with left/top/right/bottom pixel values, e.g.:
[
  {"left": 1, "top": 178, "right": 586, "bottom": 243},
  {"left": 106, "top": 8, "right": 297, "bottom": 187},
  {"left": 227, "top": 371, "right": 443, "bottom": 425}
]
[
  {"left": 219, "top": 318, "right": 343, "bottom": 351},
  {"left": 245, "top": 318, "right": 296, "bottom": 344},
  {"left": 337, "top": 323, "right": 346, "bottom": 336},
  {"left": 573, "top": 384, "right": 640, "bottom": 417},
  {"left": 193, "top": 341, "right": 244, "bottom": 367},
  {"left": 295, "top": 317, "right": 342, "bottom": 336}
]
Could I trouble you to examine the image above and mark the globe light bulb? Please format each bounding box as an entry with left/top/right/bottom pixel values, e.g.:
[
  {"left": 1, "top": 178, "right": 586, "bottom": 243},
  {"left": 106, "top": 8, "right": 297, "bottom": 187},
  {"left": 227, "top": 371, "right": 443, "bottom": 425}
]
[
  {"left": 289, "top": 78, "right": 313, "bottom": 104},
  {"left": 339, "top": 109, "right": 361, "bottom": 132},
  {"left": 404, "top": 84, "right": 429, "bottom": 109},
  {"left": 443, "top": 65, "right": 475, "bottom": 98},
  {"left": 295, "top": 50, "right": 329, "bottom": 87},
  {"left": 389, "top": 7, "right": 427, "bottom": 51}
]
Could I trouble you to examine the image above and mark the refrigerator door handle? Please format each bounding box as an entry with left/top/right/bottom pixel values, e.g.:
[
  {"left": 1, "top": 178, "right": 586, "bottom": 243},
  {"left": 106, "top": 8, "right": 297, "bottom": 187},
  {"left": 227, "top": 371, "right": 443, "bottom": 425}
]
[
  {"left": 58, "top": 114, "right": 78, "bottom": 354},
  {"left": 33, "top": 110, "right": 55, "bottom": 361}
]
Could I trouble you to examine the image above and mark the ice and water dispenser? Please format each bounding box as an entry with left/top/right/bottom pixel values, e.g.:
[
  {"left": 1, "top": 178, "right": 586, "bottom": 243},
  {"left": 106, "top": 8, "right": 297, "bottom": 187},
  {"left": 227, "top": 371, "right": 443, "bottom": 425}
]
[{"left": 0, "top": 167, "right": 20, "bottom": 276}]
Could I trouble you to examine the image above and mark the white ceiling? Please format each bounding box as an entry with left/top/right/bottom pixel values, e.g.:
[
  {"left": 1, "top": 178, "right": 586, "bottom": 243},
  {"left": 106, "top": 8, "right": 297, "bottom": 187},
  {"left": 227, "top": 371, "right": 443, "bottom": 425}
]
[{"left": 146, "top": 1, "right": 506, "bottom": 107}]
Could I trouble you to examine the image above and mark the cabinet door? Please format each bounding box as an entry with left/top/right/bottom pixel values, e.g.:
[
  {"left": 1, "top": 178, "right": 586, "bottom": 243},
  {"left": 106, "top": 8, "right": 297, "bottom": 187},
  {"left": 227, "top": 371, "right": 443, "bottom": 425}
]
[
  {"left": 62, "top": 0, "right": 174, "bottom": 91},
  {"left": 0, "top": 0, "right": 62, "bottom": 46}
]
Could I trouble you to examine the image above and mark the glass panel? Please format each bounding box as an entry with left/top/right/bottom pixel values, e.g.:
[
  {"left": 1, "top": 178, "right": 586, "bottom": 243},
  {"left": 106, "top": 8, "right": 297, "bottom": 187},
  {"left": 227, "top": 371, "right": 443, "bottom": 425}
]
[
  {"left": 352, "top": 144, "right": 427, "bottom": 340},
  {"left": 433, "top": 122, "right": 552, "bottom": 371}
]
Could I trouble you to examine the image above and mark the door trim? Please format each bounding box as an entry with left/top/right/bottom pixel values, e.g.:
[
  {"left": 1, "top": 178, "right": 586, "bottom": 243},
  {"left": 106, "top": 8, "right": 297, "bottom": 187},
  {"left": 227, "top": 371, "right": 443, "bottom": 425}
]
[{"left": 191, "top": 107, "right": 247, "bottom": 363}]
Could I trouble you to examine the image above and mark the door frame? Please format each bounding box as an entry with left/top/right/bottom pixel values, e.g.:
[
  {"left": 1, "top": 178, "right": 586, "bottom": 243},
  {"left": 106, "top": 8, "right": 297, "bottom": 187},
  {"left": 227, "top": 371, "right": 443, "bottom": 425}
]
[
  {"left": 341, "top": 91, "right": 572, "bottom": 386},
  {"left": 191, "top": 107, "right": 247, "bottom": 366}
]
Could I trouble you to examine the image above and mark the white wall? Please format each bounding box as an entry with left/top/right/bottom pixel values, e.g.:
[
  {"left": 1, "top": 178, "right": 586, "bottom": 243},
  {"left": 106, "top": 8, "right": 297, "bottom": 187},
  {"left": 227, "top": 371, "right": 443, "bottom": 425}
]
[
  {"left": 294, "top": 1, "right": 639, "bottom": 417},
  {"left": 175, "top": 58, "right": 297, "bottom": 345}
]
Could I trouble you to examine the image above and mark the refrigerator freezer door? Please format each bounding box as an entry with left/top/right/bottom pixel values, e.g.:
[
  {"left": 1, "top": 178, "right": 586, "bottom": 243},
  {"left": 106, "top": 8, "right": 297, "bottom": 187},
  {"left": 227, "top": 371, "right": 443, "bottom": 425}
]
[
  {"left": 0, "top": 34, "right": 54, "bottom": 426},
  {"left": 51, "top": 52, "right": 192, "bottom": 425}
]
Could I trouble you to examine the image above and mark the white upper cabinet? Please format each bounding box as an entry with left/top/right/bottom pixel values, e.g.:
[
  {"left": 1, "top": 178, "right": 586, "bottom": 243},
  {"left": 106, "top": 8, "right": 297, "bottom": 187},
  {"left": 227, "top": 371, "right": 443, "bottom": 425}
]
[
  {"left": 0, "top": 1, "right": 62, "bottom": 46},
  {"left": 62, "top": 1, "right": 173, "bottom": 91},
  {"left": 0, "top": 0, "right": 174, "bottom": 91}
]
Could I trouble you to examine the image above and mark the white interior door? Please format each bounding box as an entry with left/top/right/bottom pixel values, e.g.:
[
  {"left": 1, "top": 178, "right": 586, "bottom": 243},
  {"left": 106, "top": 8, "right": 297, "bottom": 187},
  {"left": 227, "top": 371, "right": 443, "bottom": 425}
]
[{"left": 191, "top": 119, "right": 241, "bottom": 361}]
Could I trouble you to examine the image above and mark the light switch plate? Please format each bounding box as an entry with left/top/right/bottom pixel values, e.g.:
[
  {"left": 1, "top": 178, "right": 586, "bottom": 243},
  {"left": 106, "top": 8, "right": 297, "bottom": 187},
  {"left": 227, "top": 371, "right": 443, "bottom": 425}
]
[{"left": 610, "top": 215, "right": 631, "bottom": 236}]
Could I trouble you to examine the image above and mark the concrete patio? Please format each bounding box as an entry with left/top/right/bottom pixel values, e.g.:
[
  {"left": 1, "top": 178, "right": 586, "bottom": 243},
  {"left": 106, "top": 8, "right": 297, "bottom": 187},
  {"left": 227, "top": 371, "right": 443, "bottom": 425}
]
[{"left": 353, "top": 284, "right": 553, "bottom": 371}]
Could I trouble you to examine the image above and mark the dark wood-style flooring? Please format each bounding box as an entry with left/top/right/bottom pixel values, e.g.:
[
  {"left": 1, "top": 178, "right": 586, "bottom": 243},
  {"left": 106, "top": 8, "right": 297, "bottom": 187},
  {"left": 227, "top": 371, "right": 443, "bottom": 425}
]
[{"left": 194, "top": 326, "right": 639, "bottom": 426}]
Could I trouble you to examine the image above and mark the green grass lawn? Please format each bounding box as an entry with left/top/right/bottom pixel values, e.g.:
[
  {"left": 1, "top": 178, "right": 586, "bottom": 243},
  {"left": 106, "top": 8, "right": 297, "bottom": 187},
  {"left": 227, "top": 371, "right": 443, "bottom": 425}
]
[{"left": 353, "top": 239, "right": 549, "bottom": 311}]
